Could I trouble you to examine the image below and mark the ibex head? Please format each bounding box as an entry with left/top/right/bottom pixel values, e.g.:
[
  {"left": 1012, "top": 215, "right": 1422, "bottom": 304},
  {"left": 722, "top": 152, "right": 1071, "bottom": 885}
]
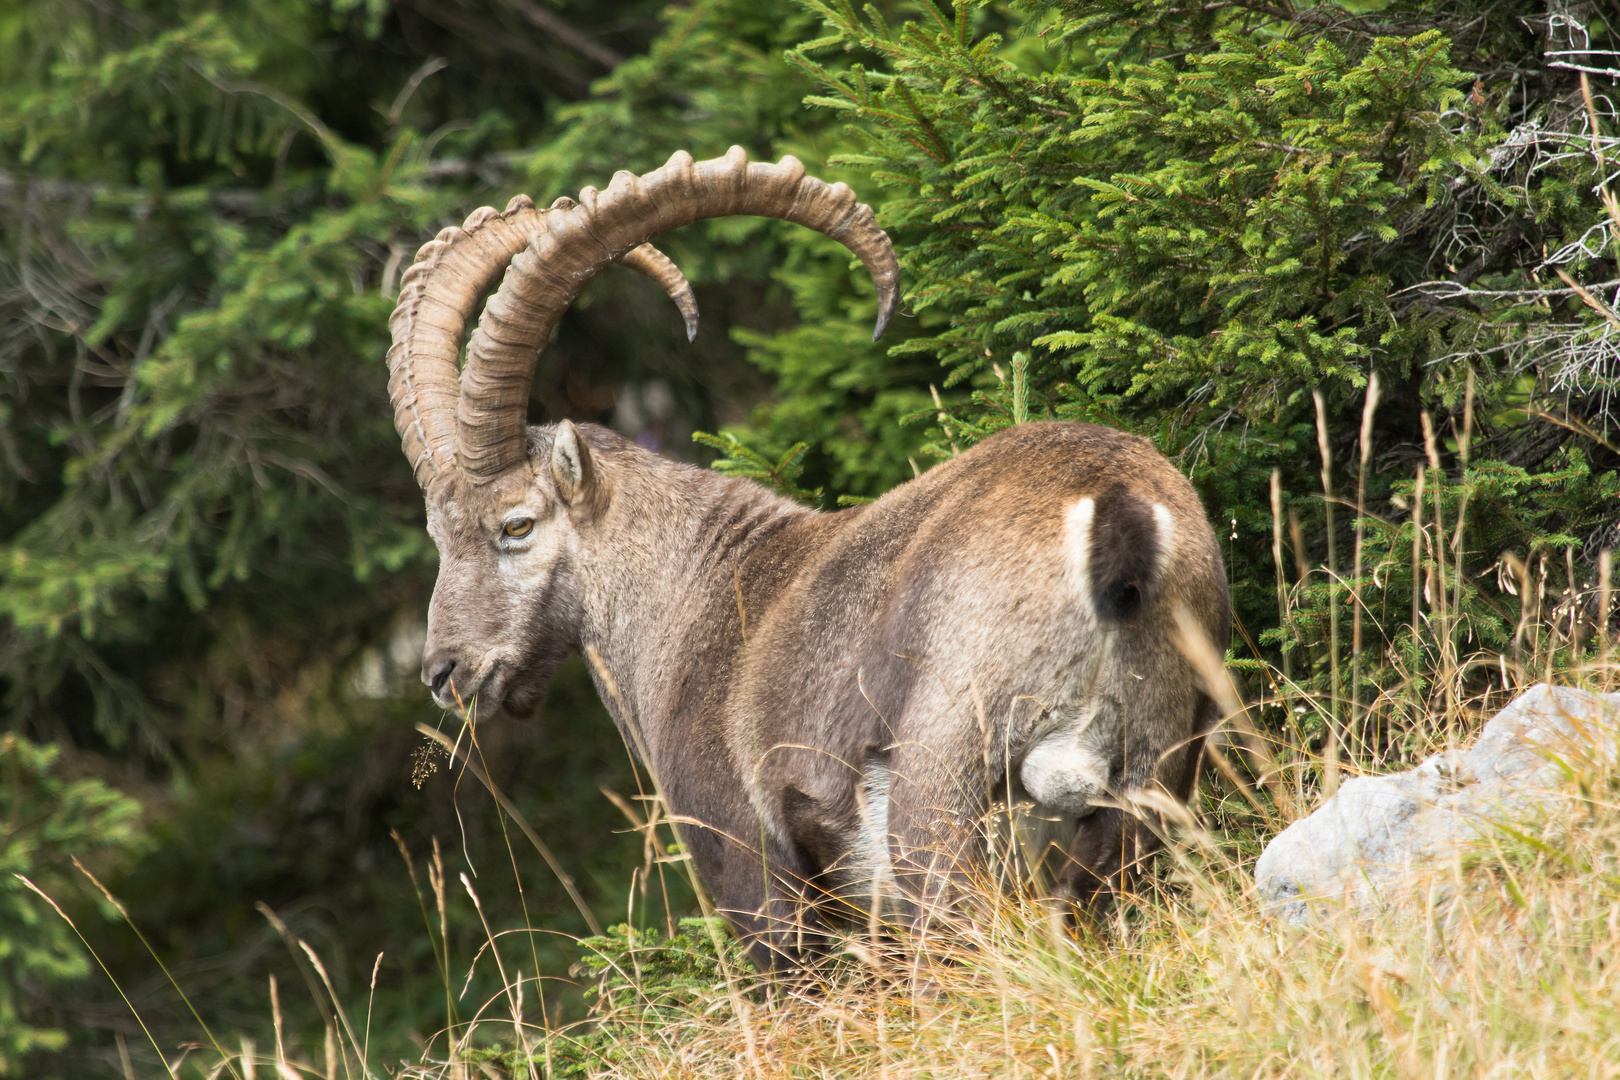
[{"left": 385, "top": 148, "right": 898, "bottom": 717}]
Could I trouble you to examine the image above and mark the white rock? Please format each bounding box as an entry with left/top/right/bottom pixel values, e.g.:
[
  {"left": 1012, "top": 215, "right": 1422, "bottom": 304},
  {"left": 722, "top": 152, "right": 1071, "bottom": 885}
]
[{"left": 1254, "top": 684, "right": 1620, "bottom": 925}]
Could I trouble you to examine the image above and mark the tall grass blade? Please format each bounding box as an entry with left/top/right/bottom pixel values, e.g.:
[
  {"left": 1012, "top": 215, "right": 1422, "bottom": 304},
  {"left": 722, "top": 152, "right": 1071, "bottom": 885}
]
[
  {"left": 416, "top": 722, "right": 604, "bottom": 936},
  {"left": 390, "top": 829, "right": 458, "bottom": 1040},
  {"left": 72, "top": 858, "right": 243, "bottom": 1080},
  {"left": 1601, "top": 549, "right": 1613, "bottom": 689},
  {"left": 14, "top": 874, "right": 178, "bottom": 1079},
  {"left": 1352, "top": 373, "right": 1380, "bottom": 756},
  {"left": 296, "top": 938, "right": 374, "bottom": 1079},
  {"left": 363, "top": 952, "right": 382, "bottom": 1073},
  {"left": 1313, "top": 391, "right": 1341, "bottom": 792},
  {"left": 1270, "top": 468, "right": 1291, "bottom": 688}
]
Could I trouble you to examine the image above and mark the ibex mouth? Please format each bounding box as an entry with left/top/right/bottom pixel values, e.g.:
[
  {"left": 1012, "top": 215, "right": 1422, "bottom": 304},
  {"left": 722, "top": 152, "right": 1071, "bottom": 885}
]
[{"left": 430, "top": 654, "right": 517, "bottom": 718}]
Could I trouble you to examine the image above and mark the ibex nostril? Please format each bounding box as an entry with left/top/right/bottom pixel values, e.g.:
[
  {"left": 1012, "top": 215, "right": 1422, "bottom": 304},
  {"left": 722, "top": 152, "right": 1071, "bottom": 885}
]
[{"left": 428, "top": 660, "right": 456, "bottom": 697}]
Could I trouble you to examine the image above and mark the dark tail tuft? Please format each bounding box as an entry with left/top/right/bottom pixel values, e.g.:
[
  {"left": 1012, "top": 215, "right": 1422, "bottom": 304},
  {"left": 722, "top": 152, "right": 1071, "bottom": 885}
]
[{"left": 1090, "top": 484, "right": 1158, "bottom": 620}]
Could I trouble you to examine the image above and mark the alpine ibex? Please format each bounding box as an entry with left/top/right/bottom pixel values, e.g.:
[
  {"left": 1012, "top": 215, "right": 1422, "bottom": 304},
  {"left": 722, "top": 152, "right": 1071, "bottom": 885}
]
[{"left": 386, "top": 148, "right": 1228, "bottom": 969}]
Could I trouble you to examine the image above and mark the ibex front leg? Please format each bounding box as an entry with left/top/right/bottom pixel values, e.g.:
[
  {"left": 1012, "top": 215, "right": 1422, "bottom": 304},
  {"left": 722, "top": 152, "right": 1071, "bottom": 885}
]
[
  {"left": 707, "top": 825, "right": 831, "bottom": 973},
  {"left": 881, "top": 695, "right": 1000, "bottom": 936}
]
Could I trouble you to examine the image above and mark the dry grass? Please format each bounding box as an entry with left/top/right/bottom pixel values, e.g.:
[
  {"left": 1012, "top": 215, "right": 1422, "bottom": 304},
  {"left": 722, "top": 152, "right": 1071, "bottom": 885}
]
[
  {"left": 93, "top": 575, "right": 1620, "bottom": 1079},
  {"left": 450, "top": 685, "right": 1619, "bottom": 1080},
  {"left": 121, "top": 662, "right": 1620, "bottom": 1079},
  {"left": 57, "top": 672, "right": 1620, "bottom": 1079}
]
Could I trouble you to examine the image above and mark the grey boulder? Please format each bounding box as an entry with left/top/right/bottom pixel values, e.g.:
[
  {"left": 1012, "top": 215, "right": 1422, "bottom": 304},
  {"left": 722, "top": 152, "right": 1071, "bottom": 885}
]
[{"left": 1254, "top": 683, "right": 1620, "bottom": 925}]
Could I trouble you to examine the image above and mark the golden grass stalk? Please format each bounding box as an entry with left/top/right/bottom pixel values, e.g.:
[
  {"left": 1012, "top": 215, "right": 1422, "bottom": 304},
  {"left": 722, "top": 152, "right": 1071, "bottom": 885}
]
[
  {"left": 417, "top": 722, "right": 603, "bottom": 937},
  {"left": 14, "top": 874, "right": 179, "bottom": 1079},
  {"left": 72, "top": 858, "right": 244, "bottom": 1080},
  {"left": 1351, "top": 374, "right": 1381, "bottom": 751},
  {"left": 1312, "top": 391, "right": 1342, "bottom": 793}
]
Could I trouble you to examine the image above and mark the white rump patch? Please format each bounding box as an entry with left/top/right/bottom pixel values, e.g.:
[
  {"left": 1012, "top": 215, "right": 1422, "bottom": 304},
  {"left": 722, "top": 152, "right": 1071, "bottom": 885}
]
[
  {"left": 1065, "top": 496, "right": 1096, "bottom": 616},
  {"left": 1152, "top": 503, "right": 1176, "bottom": 579}
]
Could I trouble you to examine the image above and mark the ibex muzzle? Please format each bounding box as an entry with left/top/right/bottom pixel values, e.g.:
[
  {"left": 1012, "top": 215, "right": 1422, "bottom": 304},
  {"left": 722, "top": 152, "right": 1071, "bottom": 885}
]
[{"left": 386, "top": 148, "right": 1228, "bottom": 969}]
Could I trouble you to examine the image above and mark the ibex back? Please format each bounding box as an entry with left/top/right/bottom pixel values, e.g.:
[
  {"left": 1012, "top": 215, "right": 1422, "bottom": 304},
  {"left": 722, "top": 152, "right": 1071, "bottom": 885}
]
[{"left": 386, "top": 148, "right": 1228, "bottom": 969}]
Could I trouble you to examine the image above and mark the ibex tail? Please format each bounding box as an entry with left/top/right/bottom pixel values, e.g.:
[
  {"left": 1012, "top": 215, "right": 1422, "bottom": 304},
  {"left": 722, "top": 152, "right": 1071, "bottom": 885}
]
[{"left": 1086, "top": 484, "right": 1162, "bottom": 620}]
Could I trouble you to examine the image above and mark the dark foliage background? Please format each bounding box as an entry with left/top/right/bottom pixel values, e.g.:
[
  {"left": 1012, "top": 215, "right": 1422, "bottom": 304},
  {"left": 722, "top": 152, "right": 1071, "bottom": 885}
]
[{"left": 2, "top": 0, "right": 1617, "bottom": 1074}]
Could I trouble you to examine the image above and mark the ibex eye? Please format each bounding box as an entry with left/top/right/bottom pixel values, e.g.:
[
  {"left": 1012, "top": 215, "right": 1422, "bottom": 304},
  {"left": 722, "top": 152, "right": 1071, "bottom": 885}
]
[{"left": 503, "top": 518, "right": 534, "bottom": 538}]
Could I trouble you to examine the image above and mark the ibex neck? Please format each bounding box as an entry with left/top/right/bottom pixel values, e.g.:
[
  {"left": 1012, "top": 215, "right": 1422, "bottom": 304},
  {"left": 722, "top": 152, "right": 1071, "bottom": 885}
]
[{"left": 577, "top": 455, "right": 814, "bottom": 746}]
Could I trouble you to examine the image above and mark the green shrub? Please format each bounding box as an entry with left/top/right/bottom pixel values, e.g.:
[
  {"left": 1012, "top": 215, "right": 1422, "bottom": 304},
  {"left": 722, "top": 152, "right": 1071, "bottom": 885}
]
[
  {"left": 750, "top": 0, "right": 1620, "bottom": 744},
  {"left": 0, "top": 735, "right": 145, "bottom": 1075},
  {"left": 466, "top": 918, "right": 752, "bottom": 1080}
]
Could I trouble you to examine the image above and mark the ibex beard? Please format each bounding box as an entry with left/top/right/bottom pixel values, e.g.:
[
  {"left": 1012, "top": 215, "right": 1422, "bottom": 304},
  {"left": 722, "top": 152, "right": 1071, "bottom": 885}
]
[{"left": 388, "top": 148, "right": 1229, "bottom": 971}]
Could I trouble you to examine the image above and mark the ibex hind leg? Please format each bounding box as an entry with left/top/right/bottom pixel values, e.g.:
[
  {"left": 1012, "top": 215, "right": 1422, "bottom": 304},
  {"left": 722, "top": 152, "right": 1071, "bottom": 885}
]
[
  {"left": 1054, "top": 691, "right": 1215, "bottom": 918},
  {"left": 881, "top": 721, "right": 1000, "bottom": 937},
  {"left": 1054, "top": 804, "right": 1139, "bottom": 916}
]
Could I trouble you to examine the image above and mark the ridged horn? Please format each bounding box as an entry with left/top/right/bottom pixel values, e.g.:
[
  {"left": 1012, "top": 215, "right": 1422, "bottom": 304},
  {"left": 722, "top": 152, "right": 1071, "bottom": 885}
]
[
  {"left": 619, "top": 243, "right": 699, "bottom": 342},
  {"left": 455, "top": 146, "right": 900, "bottom": 481},
  {"left": 386, "top": 198, "right": 700, "bottom": 489}
]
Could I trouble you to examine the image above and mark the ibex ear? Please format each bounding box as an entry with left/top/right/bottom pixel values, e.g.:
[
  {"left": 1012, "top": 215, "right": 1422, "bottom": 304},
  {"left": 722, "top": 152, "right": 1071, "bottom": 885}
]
[{"left": 551, "top": 420, "right": 596, "bottom": 507}]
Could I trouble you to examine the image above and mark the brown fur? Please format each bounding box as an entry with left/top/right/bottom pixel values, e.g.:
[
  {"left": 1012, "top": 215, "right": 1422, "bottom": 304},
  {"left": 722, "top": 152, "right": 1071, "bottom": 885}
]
[{"left": 419, "top": 420, "right": 1228, "bottom": 969}]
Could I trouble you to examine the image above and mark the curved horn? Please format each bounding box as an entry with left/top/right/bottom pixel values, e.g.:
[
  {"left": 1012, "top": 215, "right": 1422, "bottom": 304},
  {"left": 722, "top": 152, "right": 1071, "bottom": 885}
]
[
  {"left": 386, "top": 199, "right": 699, "bottom": 489},
  {"left": 619, "top": 243, "right": 699, "bottom": 342},
  {"left": 455, "top": 146, "right": 899, "bottom": 481}
]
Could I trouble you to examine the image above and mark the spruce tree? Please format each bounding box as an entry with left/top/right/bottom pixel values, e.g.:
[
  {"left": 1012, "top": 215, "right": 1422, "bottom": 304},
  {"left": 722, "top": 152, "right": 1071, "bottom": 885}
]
[{"left": 749, "top": 0, "right": 1620, "bottom": 730}]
